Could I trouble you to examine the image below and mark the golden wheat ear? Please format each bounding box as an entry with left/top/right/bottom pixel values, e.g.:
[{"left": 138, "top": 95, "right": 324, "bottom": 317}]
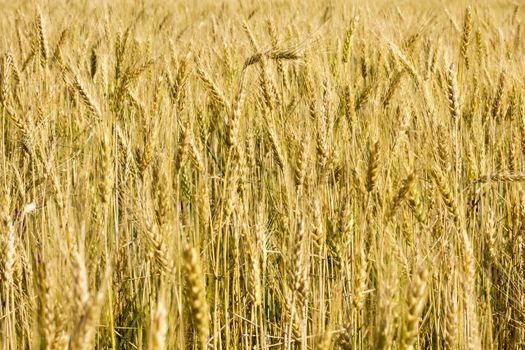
[{"left": 183, "top": 244, "right": 209, "bottom": 349}]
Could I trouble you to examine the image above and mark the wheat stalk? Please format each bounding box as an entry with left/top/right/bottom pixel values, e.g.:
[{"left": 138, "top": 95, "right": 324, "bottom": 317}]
[
  {"left": 432, "top": 166, "right": 460, "bottom": 227},
  {"left": 475, "top": 172, "right": 525, "bottom": 183},
  {"left": 72, "top": 73, "right": 101, "bottom": 119},
  {"left": 149, "top": 289, "right": 168, "bottom": 350},
  {"left": 342, "top": 16, "right": 359, "bottom": 63},
  {"left": 365, "top": 141, "right": 380, "bottom": 193},
  {"left": 459, "top": 6, "right": 472, "bottom": 69},
  {"left": 36, "top": 8, "right": 49, "bottom": 68},
  {"left": 183, "top": 244, "right": 209, "bottom": 349},
  {"left": 445, "top": 64, "right": 460, "bottom": 121},
  {"left": 402, "top": 266, "right": 429, "bottom": 350},
  {"left": 69, "top": 269, "right": 110, "bottom": 350}
]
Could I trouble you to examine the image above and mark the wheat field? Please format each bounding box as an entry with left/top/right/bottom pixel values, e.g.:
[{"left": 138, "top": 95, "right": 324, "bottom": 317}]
[{"left": 0, "top": 0, "right": 524, "bottom": 349}]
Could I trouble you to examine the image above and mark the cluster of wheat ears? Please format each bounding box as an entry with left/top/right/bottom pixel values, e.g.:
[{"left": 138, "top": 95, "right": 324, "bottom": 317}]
[{"left": 0, "top": 0, "right": 524, "bottom": 349}]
